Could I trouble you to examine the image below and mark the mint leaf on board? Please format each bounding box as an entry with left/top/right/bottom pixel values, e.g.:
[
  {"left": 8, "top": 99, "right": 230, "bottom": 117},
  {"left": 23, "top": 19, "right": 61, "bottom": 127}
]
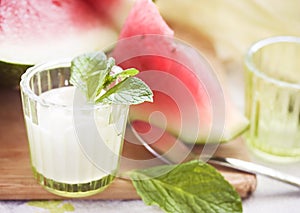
[
  {"left": 129, "top": 160, "right": 242, "bottom": 213},
  {"left": 96, "top": 77, "right": 153, "bottom": 105},
  {"left": 70, "top": 51, "right": 153, "bottom": 105}
]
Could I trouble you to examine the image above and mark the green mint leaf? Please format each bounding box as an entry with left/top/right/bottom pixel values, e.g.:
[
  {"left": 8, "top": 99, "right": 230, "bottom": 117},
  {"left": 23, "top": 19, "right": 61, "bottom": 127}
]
[
  {"left": 116, "top": 68, "right": 140, "bottom": 78},
  {"left": 129, "top": 160, "right": 242, "bottom": 213},
  {"left": 103, "top": 68, "right": 140, "bottom": 88},
  {"left": 27, "top": 201, "right": 75, "bottom": 213},
  {"left": 70, "top": 52, "right": 115, "bottom": 101},
  {"left": 70, "top": 51, "right": 153, "bottom": 105},
  {"left": 95, "top": 77, "right": 153, "bottom": 105}
]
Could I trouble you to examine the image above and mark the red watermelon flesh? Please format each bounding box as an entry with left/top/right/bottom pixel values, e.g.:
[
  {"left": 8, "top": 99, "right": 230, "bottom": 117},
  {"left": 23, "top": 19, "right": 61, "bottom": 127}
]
[
  {"left": 85, "top": 0, "right": 121, "bottom": 22},
  {"left": 0, "top": 0, "right": 118, "bottom": 64},
  {"left": 113, "top": 35, "right": 224, "bottom": 143},
  {"left": 119, "top": 0, "right": 174, "bottom": 38},
  {"left": 85, "top": 0, "right": 134, "bottom": 29},
  {"left": 113, "top": 0, "right": 249, "bottom": 143}
]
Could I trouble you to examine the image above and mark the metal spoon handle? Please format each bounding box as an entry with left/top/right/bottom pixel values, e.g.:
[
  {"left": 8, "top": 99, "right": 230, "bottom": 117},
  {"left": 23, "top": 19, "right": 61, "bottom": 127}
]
[{"left": 208, "top": 157, "right": 300, "bottom": 188}]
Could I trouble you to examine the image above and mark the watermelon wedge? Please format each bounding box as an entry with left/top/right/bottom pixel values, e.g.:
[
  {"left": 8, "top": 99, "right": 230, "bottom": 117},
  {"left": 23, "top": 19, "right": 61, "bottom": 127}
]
[
  {"left": 0, "top": 0, "right": 120, "bottom": 87},
  {"left": 113, "top": 0, "right": 249, "bottom": 143}
]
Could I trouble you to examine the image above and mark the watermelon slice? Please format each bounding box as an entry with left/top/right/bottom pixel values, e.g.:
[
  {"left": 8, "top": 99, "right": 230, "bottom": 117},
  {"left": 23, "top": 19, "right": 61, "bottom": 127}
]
[
  {"left": 0, "top": 0, "right": 119, "bottom": 87},
  {"left": 85, "top": 0, "right": 135, "bottom": 30},
  {"left": 113, "top": 0, "right": 249, "bottom": 143}
]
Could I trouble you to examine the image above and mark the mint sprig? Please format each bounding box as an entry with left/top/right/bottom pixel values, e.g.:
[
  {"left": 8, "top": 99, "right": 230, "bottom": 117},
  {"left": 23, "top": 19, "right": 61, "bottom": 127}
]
[
  {"left": 70, "top": 51, "right": 153, "bottom": 105},
  {"left": 96, "top": 77, "right": 153, "bottom": 104},
  {"left": 129, "top": 160, "right": 242, "bottom": 213}
]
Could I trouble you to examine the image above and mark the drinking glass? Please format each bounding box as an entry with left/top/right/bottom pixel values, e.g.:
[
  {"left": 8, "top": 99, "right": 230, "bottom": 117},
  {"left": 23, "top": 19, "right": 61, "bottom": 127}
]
[
  {"left": 20, "top": 59, "right": 129, "bottom": 197},
  {"left": 244, "top": 36, "right": 300, "bottom": 162}
]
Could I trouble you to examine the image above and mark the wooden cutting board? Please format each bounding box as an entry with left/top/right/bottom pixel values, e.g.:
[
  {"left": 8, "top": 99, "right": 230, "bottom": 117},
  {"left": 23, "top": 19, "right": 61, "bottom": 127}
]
[{"left": 0, "top": 89, "right": 256, "bottom": 200}]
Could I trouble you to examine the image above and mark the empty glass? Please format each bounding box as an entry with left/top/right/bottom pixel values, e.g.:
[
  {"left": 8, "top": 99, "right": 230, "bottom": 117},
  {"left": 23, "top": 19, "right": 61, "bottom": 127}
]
[{"left": 244, "top": 36, "right": 300, "bottom": 162}]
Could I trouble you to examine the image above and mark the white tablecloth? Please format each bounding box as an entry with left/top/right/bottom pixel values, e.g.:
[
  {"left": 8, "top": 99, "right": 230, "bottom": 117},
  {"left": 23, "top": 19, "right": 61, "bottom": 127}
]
[{"left": 243, "top": 156, "right": 300, "bottom": 213}]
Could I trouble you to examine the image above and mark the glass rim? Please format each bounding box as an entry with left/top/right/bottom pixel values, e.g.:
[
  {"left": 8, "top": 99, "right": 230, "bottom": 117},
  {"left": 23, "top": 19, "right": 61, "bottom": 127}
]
[
  {"left": 245, "top": 35, "right": 300, "bottom": 90},
  {"left": 20, "top": 57, "right": 127, "bottom": 109}
]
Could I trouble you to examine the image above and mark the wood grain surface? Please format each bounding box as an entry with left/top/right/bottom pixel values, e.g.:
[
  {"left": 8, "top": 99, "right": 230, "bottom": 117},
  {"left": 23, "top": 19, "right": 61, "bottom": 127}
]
[{"left": 0, "top": 89, "right": 256, "bottom": 200}]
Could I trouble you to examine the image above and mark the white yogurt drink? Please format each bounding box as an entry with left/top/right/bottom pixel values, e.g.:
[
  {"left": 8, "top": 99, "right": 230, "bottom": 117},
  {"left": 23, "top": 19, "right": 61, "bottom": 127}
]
[{"left": 22, "top": 85, "right": 128, "bottom": 197}]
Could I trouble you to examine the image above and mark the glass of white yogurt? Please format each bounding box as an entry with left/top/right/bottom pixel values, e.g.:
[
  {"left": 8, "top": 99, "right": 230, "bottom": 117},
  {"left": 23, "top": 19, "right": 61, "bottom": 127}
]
[{"left": 20, "top": 58, "right": 129, "bottom": 197}]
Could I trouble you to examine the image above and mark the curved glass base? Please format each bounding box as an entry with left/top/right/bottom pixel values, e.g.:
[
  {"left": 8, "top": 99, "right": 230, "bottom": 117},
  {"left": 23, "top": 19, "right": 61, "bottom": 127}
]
[
  {"left": 32, "top": 167, "right": 115, "bottom": 198},
  {"left": 247, "top": 142, "right": 300, "bottom": 163}
]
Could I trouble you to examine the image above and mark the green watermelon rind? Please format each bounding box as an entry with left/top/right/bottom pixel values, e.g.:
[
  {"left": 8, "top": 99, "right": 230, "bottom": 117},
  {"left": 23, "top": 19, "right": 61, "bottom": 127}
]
[
  {"left": 213, "top": 123, "right": 249, "bottom": 144},
  {"left": 172, "top": 120, "right": 249, "bottom": 144},
  {"left": 0, "top": 61, "right": 31, "bottom": 87}
]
